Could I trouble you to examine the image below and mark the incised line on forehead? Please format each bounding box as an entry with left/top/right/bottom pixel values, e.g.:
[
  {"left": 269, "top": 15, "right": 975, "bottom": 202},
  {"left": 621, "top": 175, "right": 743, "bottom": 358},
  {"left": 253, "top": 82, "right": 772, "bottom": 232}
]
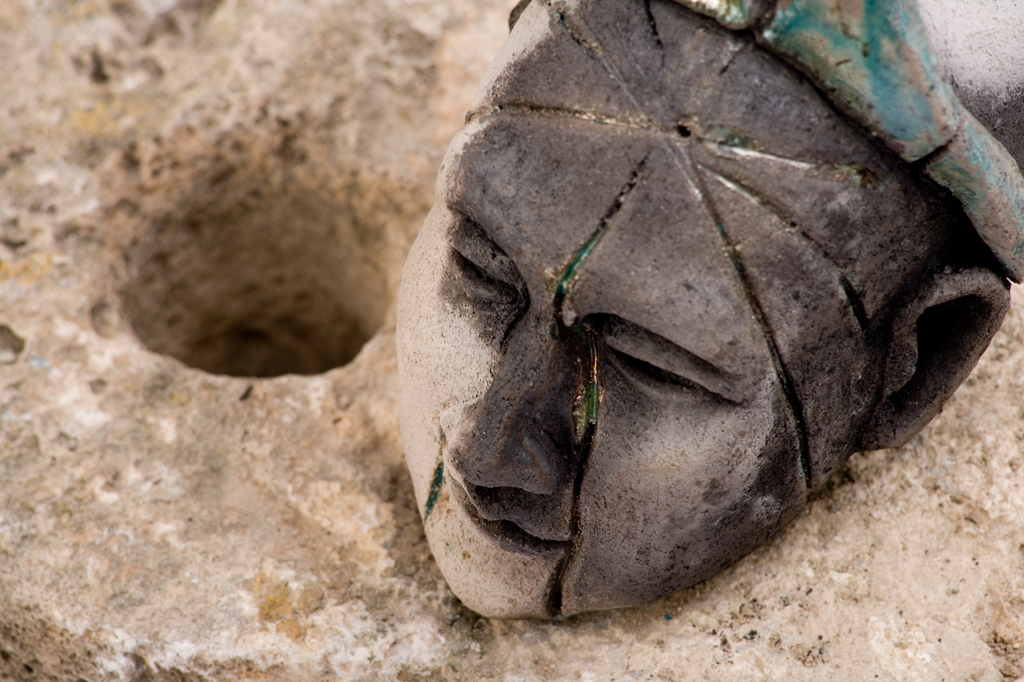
[
  {"left": 517, "top": 0, "right": 816, "bottom": 488},
  {"left": 707, "top": 169, "right": 871, "bottom": 332}
]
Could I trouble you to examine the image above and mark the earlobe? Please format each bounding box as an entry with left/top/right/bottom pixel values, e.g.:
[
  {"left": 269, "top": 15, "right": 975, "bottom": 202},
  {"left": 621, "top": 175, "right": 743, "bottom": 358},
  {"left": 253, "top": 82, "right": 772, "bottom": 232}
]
[{"left": 858, "top": 268, "right": 1010, "bottom": 451}]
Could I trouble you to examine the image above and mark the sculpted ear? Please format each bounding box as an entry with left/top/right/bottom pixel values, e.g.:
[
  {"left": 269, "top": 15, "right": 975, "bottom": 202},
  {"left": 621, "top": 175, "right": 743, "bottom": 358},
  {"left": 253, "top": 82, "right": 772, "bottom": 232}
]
[{"left": 858, "top": 268, "right": 1010, "bottom": 450}]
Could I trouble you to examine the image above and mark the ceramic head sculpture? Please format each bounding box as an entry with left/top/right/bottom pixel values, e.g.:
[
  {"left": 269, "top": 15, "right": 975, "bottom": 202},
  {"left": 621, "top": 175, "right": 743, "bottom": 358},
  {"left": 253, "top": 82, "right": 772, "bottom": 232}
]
[{"left": 397, "top": 0, "right": 1024, "bottom": 618}]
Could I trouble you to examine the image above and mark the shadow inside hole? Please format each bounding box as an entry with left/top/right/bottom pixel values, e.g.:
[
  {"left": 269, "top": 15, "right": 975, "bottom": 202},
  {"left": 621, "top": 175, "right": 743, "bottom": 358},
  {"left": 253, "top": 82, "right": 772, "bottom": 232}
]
[{"left": 122, "top": 176, "right": 389, "bottom": 378}]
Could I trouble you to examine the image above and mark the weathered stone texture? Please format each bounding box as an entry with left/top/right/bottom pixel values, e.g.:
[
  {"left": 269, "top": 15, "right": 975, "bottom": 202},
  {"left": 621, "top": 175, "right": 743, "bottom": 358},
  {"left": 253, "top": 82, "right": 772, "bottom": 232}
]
[{"left": 2, "top": 0, "right": 1024, "bottom": 680}]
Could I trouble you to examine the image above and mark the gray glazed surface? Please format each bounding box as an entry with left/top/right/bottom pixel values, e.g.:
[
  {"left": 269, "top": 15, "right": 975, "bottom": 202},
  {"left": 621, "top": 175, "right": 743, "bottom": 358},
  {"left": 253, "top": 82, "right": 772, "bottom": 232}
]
[{"left": 396, "top": 0, "right": 1011, "bottom": 618}]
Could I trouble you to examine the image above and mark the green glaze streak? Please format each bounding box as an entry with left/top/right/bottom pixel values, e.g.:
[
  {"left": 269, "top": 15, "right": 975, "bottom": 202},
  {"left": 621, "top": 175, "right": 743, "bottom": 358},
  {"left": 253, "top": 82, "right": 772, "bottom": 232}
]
[
  {"left": 553, "top": 188, "right": 621, "bottom": 439},
  {"left": 424, "top": 460, "right": 444, "bottom": 521},
  {"left": 571, "top": 326, "right": 601, "bottom": 437},
  {"left": 555, "top": 225, "right": 607, "bottom": 300},
  {"left": 556, "top": 231, "right": 605, "bottom": 439},
  {"left": 554, "top": 209, "right": 610, "bottom": 441},
  {"left": 554, "top": 165, "right": 643, "bottom": 439},
  {"left": 701, "top": 124, "right": 755, "bottom": 151},
  {"left": 556, "top": 165, "right": 643, "bottom": 298},
  {"left": 837, "top": 164, "right": 875, "bottom": 188},
  {"left": 760, "top": 0, "right": 959, "bottom": 162}
]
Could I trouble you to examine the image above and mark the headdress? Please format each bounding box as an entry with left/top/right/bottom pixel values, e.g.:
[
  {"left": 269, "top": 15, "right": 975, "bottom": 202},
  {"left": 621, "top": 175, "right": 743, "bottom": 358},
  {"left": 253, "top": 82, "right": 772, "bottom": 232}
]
[{"left": 678, "top": 0, "right": 1024, "bottom": 281}]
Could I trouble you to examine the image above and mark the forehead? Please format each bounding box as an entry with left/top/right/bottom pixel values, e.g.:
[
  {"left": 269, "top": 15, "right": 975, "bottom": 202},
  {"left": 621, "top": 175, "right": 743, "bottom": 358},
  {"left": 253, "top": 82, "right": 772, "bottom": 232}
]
[
  {"left": 443, "top": 115, "right": 769, "bottom": 376},
  {"left": 464, "top": 0, "right": 922, "bottom": 317},
  {"left": 472, "top": 0, "right": 888, "bottom": 170}
]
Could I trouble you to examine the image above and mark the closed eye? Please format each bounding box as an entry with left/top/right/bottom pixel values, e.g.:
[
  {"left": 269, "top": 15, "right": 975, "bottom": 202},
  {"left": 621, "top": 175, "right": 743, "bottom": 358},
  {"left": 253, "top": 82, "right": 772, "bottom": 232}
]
[
  {"left": 444, "top": 214, "right": 529, "bottom": 349},
  {"left": 452, "top": 250, "right": 522, "bottom": 305},
  {"left": 449, "top": 215, "right": 525, "bottom": 293},
  {"left": 598, "top": 316, "right": 747, "bottom": 404},
  {"left": 606, "top": 347, "right": 707, "bottom": 393}
]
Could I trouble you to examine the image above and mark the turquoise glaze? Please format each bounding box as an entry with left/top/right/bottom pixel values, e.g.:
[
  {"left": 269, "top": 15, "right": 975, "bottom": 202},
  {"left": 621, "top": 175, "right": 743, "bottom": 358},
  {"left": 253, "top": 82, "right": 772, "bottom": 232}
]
[
  {"left": 927, "top": 114, "right": 1024, "bottom": 276},
  {"left": 760, "top": 0, "right": 959, "bottom": 161},
  {"left": 671, "top": 0, "right": 1024, "bottom": 281}
]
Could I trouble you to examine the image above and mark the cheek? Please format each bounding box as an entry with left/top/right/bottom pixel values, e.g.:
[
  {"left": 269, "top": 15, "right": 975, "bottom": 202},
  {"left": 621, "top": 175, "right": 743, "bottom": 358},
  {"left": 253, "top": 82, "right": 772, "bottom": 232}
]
[
  {"left": 560, "top": 361, "right": 807, "bottom": 614},
  {"left": 397, "top": 208, "right": 501, "bottom": 511},
  {"left": 588, "top": 360, "right": 797, "bottom": 504}
]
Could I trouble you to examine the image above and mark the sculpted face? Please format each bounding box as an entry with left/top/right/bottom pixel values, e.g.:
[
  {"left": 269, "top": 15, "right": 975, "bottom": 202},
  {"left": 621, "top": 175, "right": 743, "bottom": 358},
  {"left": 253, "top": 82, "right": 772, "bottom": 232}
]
[{"left": 397, "top": 0, "right": 1010, "bottom": 617}]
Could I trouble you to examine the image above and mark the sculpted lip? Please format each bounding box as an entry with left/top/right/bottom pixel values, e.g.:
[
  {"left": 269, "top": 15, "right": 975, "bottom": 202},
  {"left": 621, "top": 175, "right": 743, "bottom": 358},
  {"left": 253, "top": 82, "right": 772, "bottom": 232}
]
[
  {"left": 446, "top": 466, "right": 571, "bottom": 556},
  {"left": 462, "top": 478, "right": 575, "bottom": 541}
]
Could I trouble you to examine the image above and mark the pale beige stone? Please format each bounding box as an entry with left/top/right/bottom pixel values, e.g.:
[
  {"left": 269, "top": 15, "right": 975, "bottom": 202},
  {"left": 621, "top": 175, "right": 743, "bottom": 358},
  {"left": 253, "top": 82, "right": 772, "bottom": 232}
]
[{"left": 2, "top": 0, "right": 1024, "bottom": 680}]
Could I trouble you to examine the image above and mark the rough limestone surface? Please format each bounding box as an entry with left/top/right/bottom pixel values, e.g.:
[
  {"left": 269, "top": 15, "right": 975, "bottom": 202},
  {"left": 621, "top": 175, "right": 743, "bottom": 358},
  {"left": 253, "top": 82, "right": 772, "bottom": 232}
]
[{"left": 2, "top": 1, "right": 1024, "bottom": 681}]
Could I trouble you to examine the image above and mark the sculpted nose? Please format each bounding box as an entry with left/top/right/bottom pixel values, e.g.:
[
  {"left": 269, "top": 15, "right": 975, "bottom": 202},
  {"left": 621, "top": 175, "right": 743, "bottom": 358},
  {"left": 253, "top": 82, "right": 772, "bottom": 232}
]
[
  {"left": 443, "top": 312, "right": 576, "bottom": 496},
  {"left": 454, "top": 400, "right": 566, "bottom": 494}
]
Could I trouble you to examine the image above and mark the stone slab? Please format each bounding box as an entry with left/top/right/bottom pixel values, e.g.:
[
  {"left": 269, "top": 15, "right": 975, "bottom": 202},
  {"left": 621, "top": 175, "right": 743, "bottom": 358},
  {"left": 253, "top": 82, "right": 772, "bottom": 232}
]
[{"left": 3, "top": 0, "right": 1024, "bottom": 680}]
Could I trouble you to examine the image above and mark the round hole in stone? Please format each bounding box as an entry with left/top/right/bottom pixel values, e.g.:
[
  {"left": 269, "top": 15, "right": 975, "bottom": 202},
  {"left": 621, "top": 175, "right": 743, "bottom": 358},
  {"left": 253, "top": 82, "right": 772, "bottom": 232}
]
[{"left": 120, "top": 153, "right": 393, "bottom": 378}]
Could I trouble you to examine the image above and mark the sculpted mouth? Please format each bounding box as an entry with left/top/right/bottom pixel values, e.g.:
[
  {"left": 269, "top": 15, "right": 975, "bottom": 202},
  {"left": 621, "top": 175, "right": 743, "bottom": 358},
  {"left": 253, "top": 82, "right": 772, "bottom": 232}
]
[{"left": 447, "top": 471, "right": 571, "bottom": 556}]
